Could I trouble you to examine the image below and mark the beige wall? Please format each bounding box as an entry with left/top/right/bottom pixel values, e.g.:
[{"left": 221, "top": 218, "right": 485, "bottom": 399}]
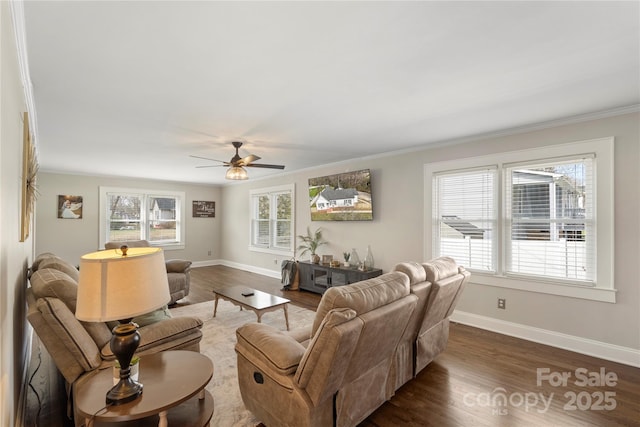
[
  {"left": 0, "top": 2, "right": 32, "bottom": 425},
  {"left": 221, "top": 112, "right": 640, "bottom": 356},
  {"left": 35, "top": 173, "right": 222, "bottom": 265}
]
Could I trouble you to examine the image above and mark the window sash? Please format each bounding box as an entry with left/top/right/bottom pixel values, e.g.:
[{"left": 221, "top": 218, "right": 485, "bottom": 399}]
[
  {"left": 505, "top": 157, "right": 595, "bottom": 283},
  {"left": 147, "top": 196, "right": 179, "bottom": 244},
  {"left": 249, "top": 185, "right": 294, "bottom": 254},
  {"left": 433, "top": 167, "right": 497, "bottom": 273}
]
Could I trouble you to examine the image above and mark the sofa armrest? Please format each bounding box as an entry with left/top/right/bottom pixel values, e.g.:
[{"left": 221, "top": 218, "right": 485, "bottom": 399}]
[
  {"left": 100, "top": 316, "right": 203, "bottom": 360},
  {"left": 165, "top": 259, "right": 192, "bottom": 273},
  {"left": 236, "top": 323, "right": 306, "bottom": 376}
]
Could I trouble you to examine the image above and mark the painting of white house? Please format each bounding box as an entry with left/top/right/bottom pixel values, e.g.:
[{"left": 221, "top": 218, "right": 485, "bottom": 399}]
[{"left": 308, "top": 169, "right": 373, "bottom": 221}]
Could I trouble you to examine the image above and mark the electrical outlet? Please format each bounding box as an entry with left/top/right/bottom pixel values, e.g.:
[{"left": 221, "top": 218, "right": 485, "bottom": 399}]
[
  {"left": 274, "top": 258, "right": 278, "bottom": 265},
  {"left": 498, "top": 298, "right": 506, "bottom": 309},
  {"left": 207, "top": 250, "right": 211, "bottom": 256}
]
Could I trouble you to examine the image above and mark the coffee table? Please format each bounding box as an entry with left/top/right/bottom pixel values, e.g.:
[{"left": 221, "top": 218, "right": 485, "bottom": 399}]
[
  {"left": 74, "top": 351, "right": 213, "bottom": 427},
  {"left": 213, "top": 286, "right": 291, "bottom": 330}
]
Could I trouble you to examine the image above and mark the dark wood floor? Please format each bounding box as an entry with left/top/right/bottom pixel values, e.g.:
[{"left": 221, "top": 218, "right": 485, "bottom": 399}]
[{"left": 26, "top": 265, "right": 640, "bottom": 427}]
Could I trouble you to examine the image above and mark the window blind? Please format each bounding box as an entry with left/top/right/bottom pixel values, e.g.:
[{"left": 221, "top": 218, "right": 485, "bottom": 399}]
[
  {"left": 505, "top": 156, "right": 594, "bottom": 283},
  {"left": 433, "top": 167, "right": 497, "bottom": 272}
]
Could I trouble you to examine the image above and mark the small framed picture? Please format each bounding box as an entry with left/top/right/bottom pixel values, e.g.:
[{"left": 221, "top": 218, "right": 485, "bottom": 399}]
[
  {"left": 58, "top": 195, "right": 83, "bottom": 219},
  {"left": 193, "top": 201, "right": 215, "bottom": 218},
  {"left": 322, "top": 255, "right": 333, "bottom": 265}
]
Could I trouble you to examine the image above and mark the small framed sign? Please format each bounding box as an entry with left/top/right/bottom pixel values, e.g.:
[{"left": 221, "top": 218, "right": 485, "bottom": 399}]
[{"left": 193, "top": 201, "right": 215, "bottom": 218}]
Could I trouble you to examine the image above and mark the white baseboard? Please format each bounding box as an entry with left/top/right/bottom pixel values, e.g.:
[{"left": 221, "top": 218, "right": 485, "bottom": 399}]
[
  {"left": 195, "top": 259, "right": 281, "bottom": 280},
  {"left": 451, "top": 310, "right": 640, "bottom": 368},
  {"left": 191, "top": 259, "right": 222, "bottom": 268}
]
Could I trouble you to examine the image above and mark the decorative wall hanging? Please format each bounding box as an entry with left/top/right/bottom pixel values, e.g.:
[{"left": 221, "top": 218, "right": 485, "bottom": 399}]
[
  {"left": 58, "top": 195, "right": 83, "bottom": 219},
  {"left": 192, "top": 201, "right": 215, "bottom": 218},
  {"left": 20, "top": 112, "right": 38, "bottom": 242}
]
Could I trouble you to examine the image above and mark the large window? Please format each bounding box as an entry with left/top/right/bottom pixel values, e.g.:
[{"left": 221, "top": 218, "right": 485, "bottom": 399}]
[
  {"left": 426, "top": 138, "right": 614, "bottom": 302},
  {"left": 99, "top": 187, "right": 186, "bottom": 250},
  {"left": 249, "top": 184, "right": 295, "bottom": 255}
]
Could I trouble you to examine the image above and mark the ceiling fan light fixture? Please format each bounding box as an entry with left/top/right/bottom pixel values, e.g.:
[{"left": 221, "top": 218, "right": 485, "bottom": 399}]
[{"left": 225, "top": 166, "right": 248, "bottom": 180}]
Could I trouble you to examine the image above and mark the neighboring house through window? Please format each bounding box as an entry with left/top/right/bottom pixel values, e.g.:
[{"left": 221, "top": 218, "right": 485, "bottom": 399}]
[
  {"left": 249, "top": 184, "right": 295, "bottom": 255},
  {"left": 99, "top": 187, "right": 186, "bottom": 250},
  {"left": 425, "top": 137, "right": 615, "bottom": 302}
]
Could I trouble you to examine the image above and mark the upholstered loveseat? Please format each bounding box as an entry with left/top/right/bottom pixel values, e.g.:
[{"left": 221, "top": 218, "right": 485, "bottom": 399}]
[
  {"left": 104, "top": 240, "right": 192, "bottom": 304},
  {"left": 235, "top": 271, "right": 419, "bottom": 427},
  {"left": 26, "top": 252, "right": 203, "bottom": 425},
  {"left": 235, "top": 256, "right": 469, "bottom": 427}
]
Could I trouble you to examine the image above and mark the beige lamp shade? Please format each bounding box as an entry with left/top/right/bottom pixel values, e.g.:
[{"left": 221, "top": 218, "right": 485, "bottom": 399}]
[{"left": 76, "top": 247, "right": 171, "bottom": 322}]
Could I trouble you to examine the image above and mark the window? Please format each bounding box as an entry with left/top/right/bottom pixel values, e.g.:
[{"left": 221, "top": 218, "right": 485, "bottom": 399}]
[
  {"left": 99, "top": 187, "right": 186, "bottom": 250},
  {"left": 425, "top": 137, "right": 614, "bottom": 302},
  {"left": 506, "top": 157, "right": 593, "bottom": 282},
  {"left": 434, "top": 167, "right": 497, "bottom": 273},
  {"left": 250, "top": 184, "right": 295, "bottom": 255}
]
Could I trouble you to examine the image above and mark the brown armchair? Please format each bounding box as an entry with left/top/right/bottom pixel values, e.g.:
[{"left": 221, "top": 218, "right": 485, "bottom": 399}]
[{"left": 104, "top": 240, "right": 191, "bottom": 304}]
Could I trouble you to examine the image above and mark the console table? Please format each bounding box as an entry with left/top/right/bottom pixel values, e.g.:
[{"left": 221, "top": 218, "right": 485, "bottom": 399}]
[{"left": 297, "top": 261, "right": 382, "bottom": 294}]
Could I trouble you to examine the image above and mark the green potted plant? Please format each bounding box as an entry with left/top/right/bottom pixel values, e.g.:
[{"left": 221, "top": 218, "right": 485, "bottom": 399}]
[
  {"left": 297, "top": 226, "right": 327, "bottom": 264},
  {"left": 343, "top": 251, "right": 351, "bottom": 267}
]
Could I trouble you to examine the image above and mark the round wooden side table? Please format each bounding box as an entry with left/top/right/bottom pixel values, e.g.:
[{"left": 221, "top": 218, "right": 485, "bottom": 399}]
[{"left": 74, "top": 351, "right": 214, "bottom": 427}]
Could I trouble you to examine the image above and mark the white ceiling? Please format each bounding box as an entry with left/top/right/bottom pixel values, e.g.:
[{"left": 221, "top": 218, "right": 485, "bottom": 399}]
[{"left": 22, "top": 1, "right": 639, "bottom": 185}]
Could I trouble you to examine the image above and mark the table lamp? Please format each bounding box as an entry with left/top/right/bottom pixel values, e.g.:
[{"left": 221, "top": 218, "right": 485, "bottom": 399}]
[{"left": 76, "top": 246, "right": 170, "bottom": 405}]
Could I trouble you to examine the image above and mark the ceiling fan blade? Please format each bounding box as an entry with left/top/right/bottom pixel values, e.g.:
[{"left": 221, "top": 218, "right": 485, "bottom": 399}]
[
  {"left": 195, "top": 164, "right": 227, "bottom": 168},
  {"left": 245, "top": 163, "right": 286, "bottom": 170},
  {"left": 237, "top": 154, "right": 261, "bottom": 166},
  {"left": 189, "top": 154, "right": 228, "bottom": 163}
]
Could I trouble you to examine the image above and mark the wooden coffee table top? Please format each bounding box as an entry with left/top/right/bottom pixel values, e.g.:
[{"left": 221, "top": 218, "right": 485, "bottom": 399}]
[
  {"left": 74, "top": 351, "right": 213, "bottom": 424},
  {"left": 213, "top": 286, "right": 290, "bottom": 310}
]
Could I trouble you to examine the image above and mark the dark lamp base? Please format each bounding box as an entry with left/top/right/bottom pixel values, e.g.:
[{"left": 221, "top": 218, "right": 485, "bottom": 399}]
[
  {"left": 108, "top": 321, "right": 143, "bottom": 405},
  {"left": 107, "top": 377, "right": 143, "bottom": 405}
]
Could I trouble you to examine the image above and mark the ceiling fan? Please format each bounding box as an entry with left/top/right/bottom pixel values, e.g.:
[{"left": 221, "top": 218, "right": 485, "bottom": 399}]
[{"left": 190, "top": 141, "right": 285, "bottom": 180}]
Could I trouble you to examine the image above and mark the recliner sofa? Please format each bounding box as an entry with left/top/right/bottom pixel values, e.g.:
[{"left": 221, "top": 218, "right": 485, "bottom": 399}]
[
  {"left": 26, "top": 252, "right": 203, "bottom": 426},
  {"left": 235, "top": 256, "right": 469, "bottom": 427},
  {"left": 235, "top": 271, "right": 418, "bottom": 427}
]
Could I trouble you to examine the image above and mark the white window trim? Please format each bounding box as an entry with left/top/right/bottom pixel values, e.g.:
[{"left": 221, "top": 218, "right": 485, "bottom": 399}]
[
  {"left": 424, "top": 137, "right": 615, "bottom": 303},
  {"left": 99, "top": 186, "right": 186, "bottom": 251},
  {"left": 249, "top": 183, "right": 295, "bottom": 256}
]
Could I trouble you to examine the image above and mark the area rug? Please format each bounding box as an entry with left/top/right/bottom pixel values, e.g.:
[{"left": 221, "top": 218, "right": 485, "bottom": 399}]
[{"left": 170, "top": 300, "right": 316, "bottom": 427}]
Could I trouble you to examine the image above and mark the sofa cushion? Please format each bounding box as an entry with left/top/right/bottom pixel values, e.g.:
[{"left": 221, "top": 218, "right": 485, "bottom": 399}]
[
  {"left": 312, "top": 271, "right": 409, "bottom": 336},
  {"left": 31, "top": 252, "right": 57, "bottom": 273},
  {"left": 30, "top": 268, "right": 79, "bottom": 312},
  {"left": 236, "top": 323, "right": 306, "bottom": 375},
  {"left": 393, "top": 262, "right": 427, "bottom": 285},
  {"left": 105, "top": 240, "right": 150, "bottom": 249},
  {"left": 422, "top": 256, "right": 458, "bottom": 282},
  {"left": 38, "top": 256, "right": 80, "bottom": 282},
  {"left": 30, "top": 268, "right": 113, "bottom": 347},
  {"left": 36, "top": 297, "right": 102, "bottom": 372},
  {"left": 166, "top": 259, "right": 192, "bottom": 273},
  {"left": 295, "top": 308, "right": 360, "bottom": 403},
  {"left": 101, "top": 316, "right": 203, "bottom": 360}
]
